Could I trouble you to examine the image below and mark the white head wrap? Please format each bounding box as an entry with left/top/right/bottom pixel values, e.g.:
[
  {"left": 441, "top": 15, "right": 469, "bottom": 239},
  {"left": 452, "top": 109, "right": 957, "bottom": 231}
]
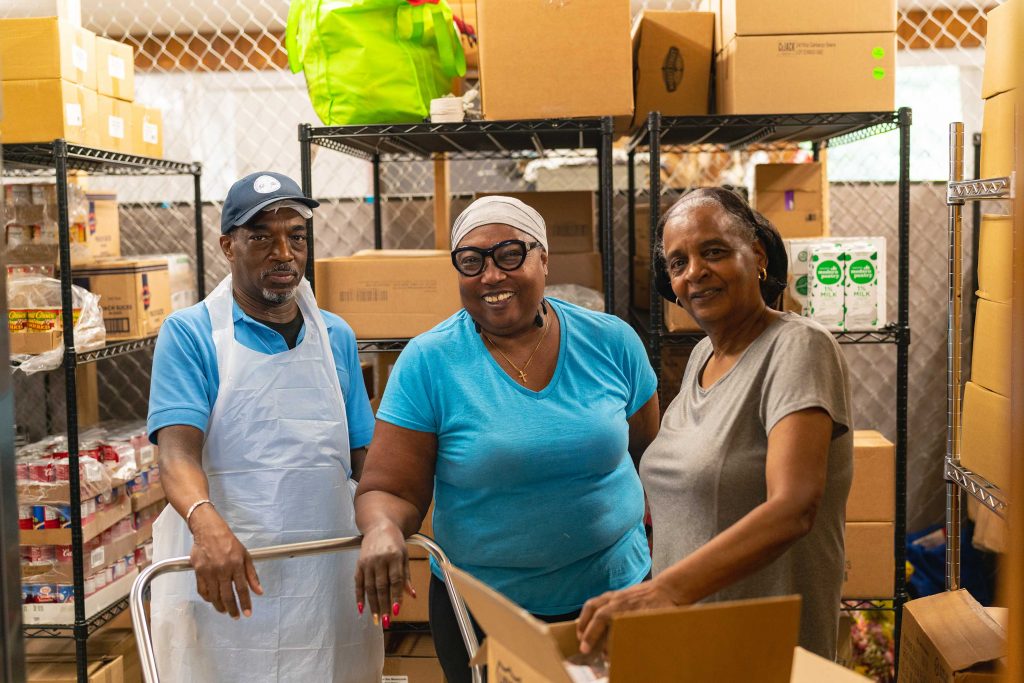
[{"left": 450, "top": 196, "right": 548, "bottom": 251}]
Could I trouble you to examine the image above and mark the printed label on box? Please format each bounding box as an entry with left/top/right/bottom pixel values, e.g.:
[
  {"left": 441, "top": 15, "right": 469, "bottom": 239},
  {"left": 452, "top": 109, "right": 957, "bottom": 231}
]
[
  {"left": 90, "top": 546, "right": 105, "bottom": 570},
  {"left": 73, "top": 45, "right": 89, "bottom": 72},
  {"left": 139, "top": 445, "right": 156, "bottom": 466},
  {"left": 382, "top": 677, "right": 409, "bottom": 683},
  {"left": 143, "top": 121, "right": 159, "bottom": 144},
  {"left": 109, "top": 116, "right": 125, "bottom": 139},
  {"left": 65, "top": 103, "right": 84, "bottom": 127},
  {"left": 108, "top": 55, "right": 126, "bottom": 80}
]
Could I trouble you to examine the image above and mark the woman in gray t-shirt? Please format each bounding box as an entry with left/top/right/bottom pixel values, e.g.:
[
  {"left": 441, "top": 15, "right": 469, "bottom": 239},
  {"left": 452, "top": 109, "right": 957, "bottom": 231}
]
[{"left": 577, "top": 187, "right": 853, "bottom": 660}]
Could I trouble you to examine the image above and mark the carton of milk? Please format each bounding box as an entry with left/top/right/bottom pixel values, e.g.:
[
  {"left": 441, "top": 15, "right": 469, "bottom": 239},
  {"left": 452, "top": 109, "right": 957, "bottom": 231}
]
[
  {"left": 807, "top": 242, "right": 847, "bottom": 330},
  {"left": 783, "top": 239, "right": 817, "bottom": 315},
  {"left": 843, "top": 238, "right": 886, "bottom": 330}
]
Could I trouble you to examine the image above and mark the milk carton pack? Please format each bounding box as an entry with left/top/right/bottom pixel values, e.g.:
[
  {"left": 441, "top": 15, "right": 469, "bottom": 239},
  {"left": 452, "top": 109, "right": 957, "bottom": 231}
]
[
  {"left": 783, "top": 239, "right": 816, "bottom": 315},
  {"left": 807, "top": 242, "right": 847, "bottom": 330},
  {"left": 844, "top": 238, "right": 887, "bottom": 330}
]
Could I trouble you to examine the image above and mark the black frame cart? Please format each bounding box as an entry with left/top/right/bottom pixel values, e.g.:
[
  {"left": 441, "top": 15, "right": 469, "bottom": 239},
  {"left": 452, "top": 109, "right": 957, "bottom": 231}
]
[
  {"left": 2, "top": 140, "right": 203, "bottom": 683},
  {"left": 944, "top": 122, "right": 1012, "bottom": 588},
  {"left": 625, "top": 110, "right": 912, "bottom": 634},
  {"left": 297, "top": 117, "right": 617, "bottom": 333}
]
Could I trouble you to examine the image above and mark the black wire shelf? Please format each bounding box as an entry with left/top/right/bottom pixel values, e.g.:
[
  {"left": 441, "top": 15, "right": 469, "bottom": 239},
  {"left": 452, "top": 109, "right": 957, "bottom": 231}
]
[
  {"left": 11, "top": 336, "right": 158, "bottom": 369},
  {"left": 840, "top": 598, "right": 897, "bottom": 612},
  {"left": 627, "top": 111, "right": 902, "bottom": 153},
  {"left": 307, "top": 118, "right": 608, "bottom": 162},
  {"left": 23, "top": 596, "right": 130, "bottom": 639},
  {"left": 1, "top": 142, "right": 198, "bottom": 176},
  {"left": 357, "top": 339, "right": 411, "bottom": 353}
]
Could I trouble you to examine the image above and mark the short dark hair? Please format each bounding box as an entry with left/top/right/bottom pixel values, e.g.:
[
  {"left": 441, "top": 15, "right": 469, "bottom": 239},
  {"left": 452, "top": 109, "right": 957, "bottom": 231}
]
[{"left": 659, "top": 187, "right": 788, "bottom": 309}]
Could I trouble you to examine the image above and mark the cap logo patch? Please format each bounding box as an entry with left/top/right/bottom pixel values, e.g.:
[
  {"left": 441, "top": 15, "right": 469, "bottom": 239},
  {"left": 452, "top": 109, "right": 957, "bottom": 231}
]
[{"left": 253, "top": 175, "right": 281, "bottom": 194}]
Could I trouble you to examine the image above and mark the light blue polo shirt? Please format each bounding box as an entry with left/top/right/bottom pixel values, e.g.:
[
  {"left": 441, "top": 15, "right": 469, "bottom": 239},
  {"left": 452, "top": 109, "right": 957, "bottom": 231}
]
[
  {"left": 147, "top": 300, "right": 375, "bottom": 452},
  {"left": 377, "top": 298, "right": 656, "bottom": 615}
]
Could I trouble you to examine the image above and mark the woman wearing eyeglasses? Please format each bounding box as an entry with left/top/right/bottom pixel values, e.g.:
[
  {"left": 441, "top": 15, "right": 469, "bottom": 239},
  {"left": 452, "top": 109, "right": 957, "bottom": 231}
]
[{"left": 353, "top": 196, "right": 659, "bottom": 683}]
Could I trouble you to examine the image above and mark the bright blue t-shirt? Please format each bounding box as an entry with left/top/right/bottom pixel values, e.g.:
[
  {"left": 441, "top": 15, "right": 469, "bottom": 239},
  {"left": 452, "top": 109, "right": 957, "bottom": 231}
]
[
  {"left": 147, "top": 300, "right": 375, "bottom": 455},
  {"left": 376, "top": 298, "right": 657, "bottom": 615}
]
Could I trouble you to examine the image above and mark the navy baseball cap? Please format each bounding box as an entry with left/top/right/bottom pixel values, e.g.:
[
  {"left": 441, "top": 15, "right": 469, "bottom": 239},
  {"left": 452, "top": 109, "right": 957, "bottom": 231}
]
[{"left": 220, "top": 171, "right": 320, "bottom": 234}]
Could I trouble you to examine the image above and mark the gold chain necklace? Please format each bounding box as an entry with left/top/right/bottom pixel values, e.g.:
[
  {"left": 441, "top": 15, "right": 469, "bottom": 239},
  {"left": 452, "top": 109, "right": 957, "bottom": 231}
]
[{"left": 482, "top": 319, "right": 550, "bottom": 384}]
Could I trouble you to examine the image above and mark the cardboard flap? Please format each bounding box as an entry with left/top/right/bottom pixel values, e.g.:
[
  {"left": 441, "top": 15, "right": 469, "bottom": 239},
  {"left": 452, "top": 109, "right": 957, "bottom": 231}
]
[
  {"left": 607, "top": 595, "right": 801, "bottom": 682},
  {"left": 791, "top": 647, "right": 870, "bottom": 681},
  {"left": 906, "top": 591, "right": 1007, "bottom": 672},
  {"left": 448, "top": 567, "right": 573, "bottom": 683}
]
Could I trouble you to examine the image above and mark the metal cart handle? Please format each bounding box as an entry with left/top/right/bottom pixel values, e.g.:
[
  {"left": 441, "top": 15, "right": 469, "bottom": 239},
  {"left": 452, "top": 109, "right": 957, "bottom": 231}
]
[{"left": 130, "top": 533, "right": 482, "bottom": 683}]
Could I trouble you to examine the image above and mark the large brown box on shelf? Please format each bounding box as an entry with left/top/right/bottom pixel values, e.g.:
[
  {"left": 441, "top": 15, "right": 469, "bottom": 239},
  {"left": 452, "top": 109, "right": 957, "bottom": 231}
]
[
  {"left": 97, "top": 95, "right": 134, "bottom": 153},
  {"left": 392, "top": 559, "right": 431, "bottom": 623},
  {"left": 631, "top": 11, "right": 714, "bottom": 128},
  {"left": 0, "top": 17, "right": 97, "bottom": 87},
  {"left": 95, "top": 37, "right": 134, "bottom": 101},
  {"left": 71, "top": 258, "right": 171, "bottom": 341},
  {"left": 754, "top": 163, "right": 829, "bottom": 238},
  {"left": 130, "top": 104, "right": 164, "bottom": 158},
  {"left": 960, "top": 381, "right": 1011, "bottom": 490},
  {"left": 26, "top": 656, "right": 124, "bottom": 683},
  {"left": 980, "top": 89, "right": 1017, "bottom": 180},
  {"left": 546, "top": 251, "right": 603, "bottom": 291},
  {"left": 0, "top": 79, "right": 99, "bottom": 147},
  {"left": 898, "top": 590, "right": 1006, "bottom": 682},
  {"left": 716, "top": 32, "right": 895, "bottom": 115},
  {"left": 315, "top": 250, "right": 461, "bottom": 339},
  {"left": 26, "top": 629, "right": 140, "bottom": 683},
  {"left": 981, "top": 0, "right": 1020, "bottom": 99},
  {"left": 476, "top": 0, "right": 633, "bottom": 120},
  {"left": 82, "top": 190, "right": 122, "bottom": 261},
  {"left": 976, "top": 214, "right": 1014, "bottom": 304},
  {"left": 475, "top": 191, "right": 595, "bottom": 253},
  {"left": 847, "top": 430, "right": 895, "bottom": 523},
  {"left": 842, "top": 522, "right": 893, "bottom": 599},
  {"left": 384, "top": 633, "right": 445, "bottom": 682},
  {"left": 970, "top": 298, "right": 1012, "bottom": 398}
]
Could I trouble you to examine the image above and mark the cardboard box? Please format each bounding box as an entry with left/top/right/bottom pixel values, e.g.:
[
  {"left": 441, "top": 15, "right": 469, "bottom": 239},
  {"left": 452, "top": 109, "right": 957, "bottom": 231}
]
[
  {"left": 130, "top": 104, "right": 163, "bottom": 158},
  {"left": 755, "top": 163, "right": 829, "bottom": 238},
  {"left": 546, "top": 251, "right": 603, "bottom": 291},
  {"left": 452, "top": 565, "right": 803, "bottom": 683},
  {"left": 791, "top": 646, "right": 870, "bottom": 682},
  {"left": 97, "top": 95, "right": 134, "bottom": 153},
  {"left": 78, "top": 191, "right": 121, "bottom": 261},
  {"left": 383, "top": 633, "right": 444, "bottom": 683},
  {"left": 842, "top": 522, "right": 893, "bottom": 599},
  {"left": 27, "top": 630, "right": 140, "bottom": 683},
  {"left": 981, "top": 0, "right": 1020, "bottom": 99},
  {"left": 0, "top": 17, "right": 97, "bottom": 87},
  {"left": 476, "top": 0, "right": 633, "bottom": 120},
  {"left": 977, "top": 214, "right": 1013, "bottom": 304},
  {"left": 980, "top": 89, "right": 1017, "bottom": 180},
  {"left": 315, "top": 250, "right": 461, "bottom": 339},
  {"left": 475, "top": 191, "right": 595, "bottom": 253},
  {"left": 898, "top": 590, "right": 1006, "bottom": 682},
  {"left": 0, "top": 79, "right": 99, "bottom": 146},
  {"left": 26, "top": 656, "right": 124, "bottom": 683},
  {"left": 95, "top": 37, "right": 134, "bottom": 101},
  {"left": 632, "top": 11, "right": 714, "bottom": 128},
  {"left": 71, "top": 258, "right": 171, "bottom": 340},
  {"left": 712, "top": 0, "right": 896, "bottom": 48},
  {"left": 393, "top": 560, "right": 431, "bottom": 623},
  {"left": 960, "top": 381, "right": 1011, "bottom": 490},
  {"left": 848, "top": 430, "right": 895, "bottom": 522},
  {"left": 9, "top": 329, "right": 63, "bottom": 355},
  {"left": 970, "top": 298, "right": 1011, "bottom": 398},
  {"left": 717, "top": 32, "right": 895, "bottom": 115}
]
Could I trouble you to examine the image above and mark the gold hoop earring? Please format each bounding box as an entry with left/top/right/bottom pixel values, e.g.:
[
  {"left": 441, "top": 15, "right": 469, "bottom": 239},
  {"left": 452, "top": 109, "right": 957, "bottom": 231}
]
[{"left": 758, "top": 267, "right": 767, "bottom": 282}]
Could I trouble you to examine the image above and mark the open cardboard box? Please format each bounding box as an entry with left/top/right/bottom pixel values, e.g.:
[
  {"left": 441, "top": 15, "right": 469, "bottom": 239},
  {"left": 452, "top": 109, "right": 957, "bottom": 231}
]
[{"left": 450, "top": 567, "right": 868, "bottom": 682}]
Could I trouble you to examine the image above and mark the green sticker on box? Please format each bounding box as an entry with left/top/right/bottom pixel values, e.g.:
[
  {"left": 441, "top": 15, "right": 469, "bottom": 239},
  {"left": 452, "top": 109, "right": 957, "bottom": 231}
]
[
  {"left": 872, "top": 46, "right": 885, "bottom": 59},
  {"left": 872, "top": 67, "right": 886, "bottom": 80}
]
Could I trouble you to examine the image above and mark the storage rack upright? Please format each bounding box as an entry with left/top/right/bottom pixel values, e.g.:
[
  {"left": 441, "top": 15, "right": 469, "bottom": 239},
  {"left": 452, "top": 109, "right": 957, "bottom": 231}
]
[
  {"left": 944, "top": 122, "right": 1012, "bottom": 589},
  {"left": 297, "top": 116, "right": 618, "bottom": 352},
  {"left": 625, "top": 109, "right": 912, "bottom": 631},
  {"left": 2, "top": 140, "right": 203, "bottom": 683}
]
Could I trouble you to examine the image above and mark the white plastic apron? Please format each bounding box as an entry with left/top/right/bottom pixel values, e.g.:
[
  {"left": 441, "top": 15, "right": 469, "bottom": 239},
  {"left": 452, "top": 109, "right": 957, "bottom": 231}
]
[{"left": 151, "top": 275, "right": 382, "bottom": 682}]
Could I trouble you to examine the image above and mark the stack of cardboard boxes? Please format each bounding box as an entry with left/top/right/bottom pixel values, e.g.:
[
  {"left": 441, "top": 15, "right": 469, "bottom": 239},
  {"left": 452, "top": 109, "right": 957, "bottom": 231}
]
[
  {"left": 960, "top": 0, "right": 1017, "bottom": 501},
  {"left": 842, "top": 431, "right": 896, "bottom": 599},
  {"left": 0, "top": 16, "right": 163, "bottom": 157}
]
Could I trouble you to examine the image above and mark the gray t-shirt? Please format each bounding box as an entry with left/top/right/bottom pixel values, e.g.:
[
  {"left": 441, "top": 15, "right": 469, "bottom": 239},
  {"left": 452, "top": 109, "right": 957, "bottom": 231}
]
[{"left": 639, "top": 313, "right": 853, "bottom": 659}]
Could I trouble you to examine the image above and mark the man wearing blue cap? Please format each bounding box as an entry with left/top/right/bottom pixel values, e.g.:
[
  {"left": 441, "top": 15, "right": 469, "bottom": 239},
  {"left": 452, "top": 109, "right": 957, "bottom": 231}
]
[{"left": 146, "top": 172, "right": 383, "bottom": 681}]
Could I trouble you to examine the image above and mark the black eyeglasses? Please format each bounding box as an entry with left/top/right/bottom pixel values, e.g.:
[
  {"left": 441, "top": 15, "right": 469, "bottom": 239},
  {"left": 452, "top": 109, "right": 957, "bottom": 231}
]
[{"left": 451, "top": 239, "right": 542, "bottom": 277}]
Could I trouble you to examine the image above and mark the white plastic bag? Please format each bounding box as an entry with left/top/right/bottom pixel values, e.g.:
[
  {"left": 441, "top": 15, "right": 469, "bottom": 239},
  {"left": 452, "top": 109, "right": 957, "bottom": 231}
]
[{"left": 10, "top": 276, "right": 106, "bottom": 374}]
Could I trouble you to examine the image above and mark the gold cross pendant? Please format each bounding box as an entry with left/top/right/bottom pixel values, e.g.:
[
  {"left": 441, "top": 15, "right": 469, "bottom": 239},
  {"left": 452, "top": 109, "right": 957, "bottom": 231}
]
[{"left": 518, "top": 371, "right": 528, "bottom": 382}]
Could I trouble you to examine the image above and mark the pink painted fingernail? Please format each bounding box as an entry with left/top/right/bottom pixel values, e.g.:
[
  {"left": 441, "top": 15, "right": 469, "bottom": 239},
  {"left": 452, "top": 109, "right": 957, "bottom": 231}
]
[
  {"left": 357, "top": 602, "right": 364, "bottom": 615},
  {"left": 382, "top": 614, "right": 391, "bottom": 629},
  {"left": 392, "top": 602, "right": 400, "bottom": 616}
]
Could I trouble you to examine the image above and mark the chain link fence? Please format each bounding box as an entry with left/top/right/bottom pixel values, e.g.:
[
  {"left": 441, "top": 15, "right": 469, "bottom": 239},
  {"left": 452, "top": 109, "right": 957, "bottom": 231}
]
[{"left": 3, "top": 0, "right": 1001, "bottom": 533}]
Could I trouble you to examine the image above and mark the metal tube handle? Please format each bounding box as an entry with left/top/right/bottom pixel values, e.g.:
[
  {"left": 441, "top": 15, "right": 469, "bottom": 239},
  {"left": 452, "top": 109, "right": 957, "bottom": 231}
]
[{"left": 130, "top": 534, "right": 481, "bottom": 683}]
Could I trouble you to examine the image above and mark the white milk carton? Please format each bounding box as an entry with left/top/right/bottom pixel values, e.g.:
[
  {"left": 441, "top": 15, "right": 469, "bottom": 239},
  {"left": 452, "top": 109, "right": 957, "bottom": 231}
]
[
  {"left": 807, "top": 242, "right": 846, "bottom": 330},
  {"left": 783, "top": 239, "right": 817, "bottom": 315},
  {"left": 844, "top": 237, "right": 887, "bottom": 330}
]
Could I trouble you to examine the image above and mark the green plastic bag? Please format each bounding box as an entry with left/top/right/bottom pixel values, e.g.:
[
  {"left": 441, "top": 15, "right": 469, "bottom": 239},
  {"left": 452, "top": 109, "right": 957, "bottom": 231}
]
[{"left": 286, "top": 0, "right": 466, "bottom": 126}]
